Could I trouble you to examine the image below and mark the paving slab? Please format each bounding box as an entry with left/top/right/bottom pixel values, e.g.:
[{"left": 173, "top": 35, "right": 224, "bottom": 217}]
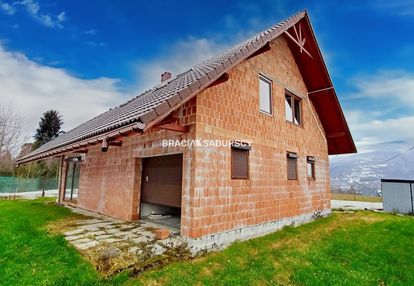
[
  {"left": 123, "top": 233, "right": 140, "bottom": 239},
  {"left": 64, "top": 229, "right": 87, "bottom": 236},
  {"left": 94, "top": 234, "right": 113, "bottom": 240},
  {"left": 77, "top": 240, "right": 99, "bottom": 250},
  {"left": 78, "top": 224, "right": 101, "bottom": 231},
  {"left": 65, "top": 234, "right": 87, "bottom": 241},
  {"left": 75, "top": 219, "right": 103, "bottom": 225},
  {"left": 137, "top": 231, "right": 154, "bottom": 238},
  {"left": 88, "top": 230, "right": 106, "bottom": 236},
  {"left": 102, "top": 224, "right": 117, "bottom": 229},
  {"left": 101, "top": 238, "right": 123, "bottom": 243},
  {"left": 73, "top": 238, "right": 93, "bottom": 245}
]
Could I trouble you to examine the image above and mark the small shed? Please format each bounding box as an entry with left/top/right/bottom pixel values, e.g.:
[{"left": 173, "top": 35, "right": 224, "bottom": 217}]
[{"left": 381, "top": 179, "right": 414, "bottom": 214}]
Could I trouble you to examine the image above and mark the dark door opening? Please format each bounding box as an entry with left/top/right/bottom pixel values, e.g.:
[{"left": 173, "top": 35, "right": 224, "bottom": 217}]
[
  {"left": 63, "top": 158, "right": 81, "bottom": 202},
  {"left": 140, "top": 154, "right": 183, "bottom": 231}
]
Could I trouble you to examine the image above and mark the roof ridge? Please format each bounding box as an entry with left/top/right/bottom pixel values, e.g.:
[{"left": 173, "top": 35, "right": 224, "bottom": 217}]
[{"left": 18, "top": 10, "right": 309, "bottom": 163}]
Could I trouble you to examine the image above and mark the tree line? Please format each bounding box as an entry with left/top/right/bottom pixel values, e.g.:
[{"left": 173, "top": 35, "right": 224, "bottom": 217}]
[{"left": 0, "top": 104, "right": 63, "bottom": 179}]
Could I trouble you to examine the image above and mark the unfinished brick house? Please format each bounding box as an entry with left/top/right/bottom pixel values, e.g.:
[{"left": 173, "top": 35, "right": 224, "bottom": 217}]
[{"left": 17, "top": 11, "right": 356, "bottom": 250}]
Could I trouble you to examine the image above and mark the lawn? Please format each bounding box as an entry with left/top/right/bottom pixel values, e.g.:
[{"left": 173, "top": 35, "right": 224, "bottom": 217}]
[{"left": 1, "top": 199, "right": 414, "bottom": 285}]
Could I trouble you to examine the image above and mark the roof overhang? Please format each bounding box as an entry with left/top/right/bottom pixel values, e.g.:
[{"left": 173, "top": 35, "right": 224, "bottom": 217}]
[{"left": 284, "top": 13, "right": 356, "bottom": 154}]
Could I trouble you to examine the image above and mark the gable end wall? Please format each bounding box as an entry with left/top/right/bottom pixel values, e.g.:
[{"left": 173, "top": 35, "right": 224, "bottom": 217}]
[{"left": 188, "top": 36, "right": 330, "bottom": 241}]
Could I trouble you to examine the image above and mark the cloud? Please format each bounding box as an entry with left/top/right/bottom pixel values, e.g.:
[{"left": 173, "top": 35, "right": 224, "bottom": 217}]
[
  {"left": 348, "top": 113, "right": 414, "bottom": 153},
  {"left": 134, "top": 36, "right": 229, "bottom": 90},
  {"left": 83, "top": 29, "right": 96, "bottom": 35},
  {"left": 343, "top": 70, "right": 414, "bottom": 153},
  {"left": 371, "top": 0, "right": 414, "bottom": 16},
  {"left": 350, "top": 70, "right": 414, "bottom": 106},
  {"left": 86, "top": 41, "right": 105, "bottom": 47},
  {"left": 131, "top": 0, "right": 291, "bottom": 91},
  {"left": 0, "top": 1, "right": 15, "bottom": 14},
  {"left": 56, "top": 11, "right": 65, "bottom": 22},
  {"left": 0, "top": 44, "right": 127, "bottom": 140},
  {"left": 14, "top": 0, "right": 66, "bottom": 28}
]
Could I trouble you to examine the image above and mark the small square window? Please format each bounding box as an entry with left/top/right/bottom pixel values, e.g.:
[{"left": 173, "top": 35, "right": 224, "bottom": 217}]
[
  {"left": 287, "top": 152, "right": 298, "bottom": 180},
  {"left": 259, "top": 76, "right": 272, "bottom": 114},
  {"left": 285, "top": 91, "right": 302, "bottom": 125},
  {"left": 307, "top": 156, "right": 315, "bottom": 179},
  {"left": 231, "top": 143, "right": 250, "bottom": 179}
]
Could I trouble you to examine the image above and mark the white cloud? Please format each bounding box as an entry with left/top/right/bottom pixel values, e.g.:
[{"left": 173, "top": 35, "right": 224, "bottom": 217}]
[
  {"left": 350, "top": 70, "right": 414, "bottom": 106},
  {"left": 0, "top": 1, "right": 15, "bottom": 15},
  {"left": 0, "top": 44, "right": 127, "bottom": 140},
  {"left": 87, "top": 41, "right": 105, "bottom": 47},
  {"left": 134, "top": 36, "right": 228, "bottom": 90},
  {"left": 14, "top": 0, "right": 66, "bottom": 28},
  {"left": 371, "top": 0, "right": 414, "bottom": 16},
  {"left": 56, "top": 11, "right": 65, "bottom": 22},
  {"left": 0, "top": 35, "right": 233, "bottom": 142},
  {"left": 348, "top": 114, "right": 414, "bottom": 153},
  {"left": 83, "top": 29, "right": 96, "bottom": 35},
  {"left": 344, "top": 69, "right": 414, "bottom": 154}
]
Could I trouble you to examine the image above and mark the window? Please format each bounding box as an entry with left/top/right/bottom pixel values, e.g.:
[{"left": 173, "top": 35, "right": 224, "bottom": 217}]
[
  {"left": 285, "top": 91, "right": 302, "bottom": 125},
  {"left": 259, "top": 76, "right": 272, "bottom": 114},
  {"left": 287, "top": 152, "right": 298, "bottom": 180},
  {"left": 231, "top": 142, "right": 250, "bottom": 179},
  {"left": 307, "top": 156, "right": 316, "bottom": 179}
]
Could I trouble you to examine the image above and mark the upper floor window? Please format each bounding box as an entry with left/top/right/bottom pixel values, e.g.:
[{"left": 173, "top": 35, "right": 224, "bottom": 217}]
[
  {"left": 285, "top": 91, "right": 302, "bottom": 125},
  {"left": 259, "top": 75, "right": 272, "bottom": 115}
]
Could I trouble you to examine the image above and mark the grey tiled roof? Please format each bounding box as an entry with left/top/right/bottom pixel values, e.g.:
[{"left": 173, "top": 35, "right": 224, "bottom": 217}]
[{"left": 18, "top": 11, "right": 305, "bottom": 163}]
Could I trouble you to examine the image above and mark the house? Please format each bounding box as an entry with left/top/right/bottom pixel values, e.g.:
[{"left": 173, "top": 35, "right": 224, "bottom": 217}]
[{"left": 17, "top": 11, "right": 356, "bottom": 250}]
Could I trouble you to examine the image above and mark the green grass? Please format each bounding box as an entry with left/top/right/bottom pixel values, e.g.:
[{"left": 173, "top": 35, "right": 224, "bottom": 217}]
[
  {"left": 331, "top": 192, "right": 382, "bottom": 202},
  {"left": 1, "top": 199, "right": 414, "bottom": 285},
  {"left": 0, "top": 198, "right": 128, "bottom": 286}
]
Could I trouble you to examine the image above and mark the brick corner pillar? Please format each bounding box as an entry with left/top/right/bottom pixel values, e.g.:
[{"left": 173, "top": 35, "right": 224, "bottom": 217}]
[{"left": 129, "top": 157, "right": 142, "bottom": 221}]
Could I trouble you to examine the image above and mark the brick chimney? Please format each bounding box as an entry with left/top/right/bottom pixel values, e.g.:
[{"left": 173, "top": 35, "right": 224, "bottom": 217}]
[{"left": 161, "top": 72, "right": 171, "bottom": 82}]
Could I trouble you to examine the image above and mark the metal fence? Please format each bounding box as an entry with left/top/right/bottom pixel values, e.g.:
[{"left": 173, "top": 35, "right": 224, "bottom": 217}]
[
  {"left": 0, "top": 176, "right": 58, "bottom": 193},
  {"left": 381, "top": 179, "right": 414, "bottom": 214}
]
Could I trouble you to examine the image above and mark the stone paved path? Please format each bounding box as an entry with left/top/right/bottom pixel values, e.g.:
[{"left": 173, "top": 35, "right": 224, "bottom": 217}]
[{"left": 64, "top": 207, "right": 184, "bottom": 255}]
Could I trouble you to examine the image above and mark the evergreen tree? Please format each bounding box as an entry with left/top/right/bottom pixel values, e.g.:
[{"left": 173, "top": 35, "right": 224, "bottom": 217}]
[{"left": 33, "top": 110, "right": 63, "bottom": 149}]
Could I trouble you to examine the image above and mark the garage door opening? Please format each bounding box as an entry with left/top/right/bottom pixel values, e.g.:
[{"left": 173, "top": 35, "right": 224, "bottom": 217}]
[{"left": 139, "top": 154, "right": 183, "bottom": 231}]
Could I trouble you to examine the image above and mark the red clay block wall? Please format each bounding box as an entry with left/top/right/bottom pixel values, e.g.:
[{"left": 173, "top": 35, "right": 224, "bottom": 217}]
[
  {"left": 189, "top": 36, "right": 330, "bottom": 238},
  {"left": 75, "top": 100, "right": 197, "bottom": 223}
]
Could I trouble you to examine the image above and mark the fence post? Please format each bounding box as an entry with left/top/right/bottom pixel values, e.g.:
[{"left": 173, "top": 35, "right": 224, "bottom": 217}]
[{"left": 410, "top": 183, "right": 414, "bottom": 215}]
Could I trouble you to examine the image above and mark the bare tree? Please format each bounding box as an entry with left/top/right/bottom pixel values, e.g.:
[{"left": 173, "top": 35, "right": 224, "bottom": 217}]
[{"left": 0, "top": 104, "right": 23, "bottom": 158}]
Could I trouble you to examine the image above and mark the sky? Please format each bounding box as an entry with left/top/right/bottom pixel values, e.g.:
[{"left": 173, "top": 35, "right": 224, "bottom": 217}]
[{"left": 0, "top": 0, "right": 414, "bottom": 156}]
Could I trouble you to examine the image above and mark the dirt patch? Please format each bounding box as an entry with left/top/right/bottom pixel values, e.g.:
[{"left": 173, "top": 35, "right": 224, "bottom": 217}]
[
  {"left": 85, "top": 240, "right": 193, "bottom": 277},
  {"left": 46, "top": 214, "right": 91, "bottom": 234}
]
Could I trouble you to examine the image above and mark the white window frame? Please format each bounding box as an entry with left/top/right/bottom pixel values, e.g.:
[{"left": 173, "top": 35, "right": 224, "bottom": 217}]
[{"left": 258, "top": 75, "right": 273, "bottom": 115}]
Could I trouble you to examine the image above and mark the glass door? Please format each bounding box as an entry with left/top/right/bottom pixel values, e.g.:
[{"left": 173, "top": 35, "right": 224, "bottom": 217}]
[{"left": 64, "top": 159, "right": 81, "bottom": 202}]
